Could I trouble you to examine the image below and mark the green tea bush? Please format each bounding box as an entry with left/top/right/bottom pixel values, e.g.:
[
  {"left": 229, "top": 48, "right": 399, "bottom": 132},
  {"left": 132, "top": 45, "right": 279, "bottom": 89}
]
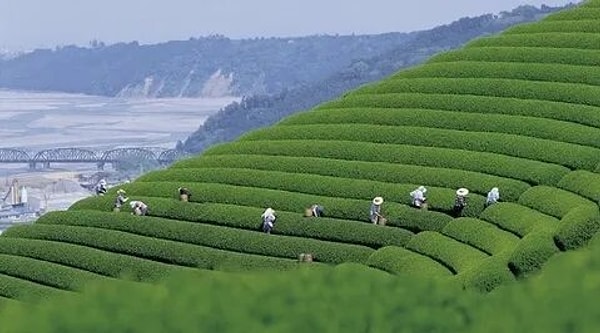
[
  {"left": 554, "top": 205, "right": 600, "bottom": 251},
  {"left": 508, "top": 224, "right": 560, "bottom": 277},
  {"left": 65, "top": 199, "right": 413, "bottom": 248},
  {"left": 0, "top": 274, "right": 66, "bottom": 302},
  {"left": 480, "top": 203, "right": 559, "bottom": 237},
  {"left": 36, "top": 210, "right": 375, "bottom": 264},
  {"left": 281, "top": 106, "right": 600, "bottom": 150},
  {"left": 391, "top": 61, "right": 600, "bottom": 87},
  {"left": 518, "top": 186, "right": 596, "bottom": 218},
  {"left": 172, "top": 154, "right": 530, "bottom": 201},
  {"left": 204, "top": 140, "right": 569, "bottom": 186},
  {"left": 74, "top": 182, "right": 452, "bottom": 233},
  {"left": 466, "top": 33, "right": 600, "bottom": 50},
  {"left": 441, "top": 218, "right": 520, "bottom": 255},
  {"left": 137, "top": 167, "right": 486, "bottom": 216},
  {"left": 406, "top": 231, "right": 489, "bottom": 274},
  {"left": 319, "top": 93, "right": 600, "bottom": 129},
  {"left": 366, "top": 246, "right": 453, "bottom": 278},
  {"left": 454, "top": 250, "right": 514, "bottom": 293},
  {"left": 428, "top": 47, "right": 600, "bottom": 67},
  {"left": 0, "top": 236, "right": 192, "bottom": 281},
  {"left": 0, "top": 265, "right": 477, "bottom": 333},
  {"left": 352, "top": 78, "right": 600, "bottom": 109},
  {"left": 545, "top": 8, "right": 600, "bottom": 20},
  {"left": 505, "top": 20, "right": 600, "bottom": 34},
  {"left": 240, "top": 124, "right": 600, "bottom": 170},
  {"left": 558, "top": 170, "right": 600, "bottom": 202},
  {"left": 3, "top": 224, "right": 303, "bottom": 270},
  {"left": 0, "top": 254, "right": 111, "bottom": 292}
]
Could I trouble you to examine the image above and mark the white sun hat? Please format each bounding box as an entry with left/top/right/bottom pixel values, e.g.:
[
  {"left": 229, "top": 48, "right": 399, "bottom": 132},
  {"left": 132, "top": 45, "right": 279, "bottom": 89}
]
[
  {"left": 456, "top": 188, "right": 469, "bottom": 196},
  {"left": 262, "top": 208, "right": 276, "bottom": 217},
  {"left": 372, "top": 197, "right": 384, "bottom": 205},
  {"left": 418, "top": 186, "right": 427, "bottom": 193}
]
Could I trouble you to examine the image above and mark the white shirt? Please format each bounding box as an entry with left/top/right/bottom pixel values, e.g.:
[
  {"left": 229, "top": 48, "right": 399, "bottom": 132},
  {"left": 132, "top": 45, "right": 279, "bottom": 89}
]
[{"left": 487, "top": 190, "right": 500, "bottom": 204}]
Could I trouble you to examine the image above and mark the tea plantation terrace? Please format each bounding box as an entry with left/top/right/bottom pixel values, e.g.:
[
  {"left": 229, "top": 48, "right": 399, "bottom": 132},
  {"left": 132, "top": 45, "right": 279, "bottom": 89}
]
[{"left": 0, "top": 0, "right": 598, "bottom": 301}]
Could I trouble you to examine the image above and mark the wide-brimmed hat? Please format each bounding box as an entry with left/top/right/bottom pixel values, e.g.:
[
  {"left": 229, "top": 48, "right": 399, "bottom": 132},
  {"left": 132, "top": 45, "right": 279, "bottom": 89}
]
[
  {"left": 456, "top": 188, "right": 469, "bottom": 196},
  {"left": 372, "top": 197, "right": 384, "bottom": 205},
  {"left": 117, "top": 189, "right": 126, "bottom": 194},
  {"left": 418, "top": 186, "right": 427, "bottom": 193},
  {"left": 262, "top": 208, "right": 276, "bottom": 217}
]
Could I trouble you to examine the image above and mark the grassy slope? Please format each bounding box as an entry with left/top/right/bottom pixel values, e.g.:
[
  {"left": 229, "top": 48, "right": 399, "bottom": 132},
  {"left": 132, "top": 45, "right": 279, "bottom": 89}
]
[{"left": 0, "top": 0, "right": 598, "bottom": 304}]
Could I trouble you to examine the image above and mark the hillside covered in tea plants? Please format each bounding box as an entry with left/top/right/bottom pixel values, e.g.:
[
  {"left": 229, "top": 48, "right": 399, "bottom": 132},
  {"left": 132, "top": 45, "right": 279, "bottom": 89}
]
[{"left": 0, "top": 0, "right": 597, "bottom": 305}]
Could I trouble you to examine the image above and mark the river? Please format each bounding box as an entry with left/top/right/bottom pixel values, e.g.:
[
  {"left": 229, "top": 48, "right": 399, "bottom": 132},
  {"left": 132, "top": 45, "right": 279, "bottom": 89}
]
[{"left": 0, "top": 89, "right": 238, "bottom": 150}]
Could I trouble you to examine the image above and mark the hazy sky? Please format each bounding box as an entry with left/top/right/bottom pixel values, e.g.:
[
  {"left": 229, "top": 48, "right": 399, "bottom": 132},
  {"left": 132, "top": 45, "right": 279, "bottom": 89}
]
[{"left": 1, "top": 0, "right": 577, "bottom": 51}]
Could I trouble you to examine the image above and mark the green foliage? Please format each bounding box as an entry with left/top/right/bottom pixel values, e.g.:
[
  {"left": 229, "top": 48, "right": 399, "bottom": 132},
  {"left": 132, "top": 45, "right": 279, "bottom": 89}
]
[
  {"left": 454, "top": 250, "right": 515, "bottom": 293},
  {"left": 0, "top": 254, "right": 111, "bottom": 292},
  {"left": 393, "top": 60, "right": 600, "bottom": 87},
  {"left": 558, "top": 170, "right": 600, "bottom": 202},
  {"left": 0, "top": 266, "right": 476, "bottom": 333},
  {"left": 441, "top": 218, "right": 520, "bottom": 255},
  {"left": 518, "top": 185, "right": 596, "bottom": 218},
  {"left": 3, "top": 224, "right": 301, "bottom": 271},
  {"left": 480, "top": 202, "right": 559, "bottom": 237},
  {"left": 545, "top": 8, "right": 600, "bottom": 20},
  {"left": 505, "top": 20, "right": 600, "bottom": 34},
  {"left": 429, "top": 46, "right": 600, "bottom": 67},
  {"left": 0, "top": 237, "right": 188, "bottom": 282},
  {"left": 37, "top": 210, "right": 375, "bottom": 265},
  {"left": 282, "top": 106, "right": 600, "bottom": 150},
  {"left": 69, "top": 197, "right": 412, "bottom": 248},
  {"left": 366, "top": 246, "right": 453, "bottom": 278},
  {"left": 172, "top": 154, "right": 530, "bottom": 202},
  {"left": 322, "top": 92, "right": 600, "bottom": 130},
  {"left": 0, "top": 274, "right": 66, "bottom": 302},
  {"left": 554, "top": 205, "right": 600, "bottom": 251},
  {"left": 241, "top": 124, "right": 600, "bottom": 170},
  {"left": 353, "top": 77, "right": 600, "bottom": 109},
  {"left": 137, "top": 167, "right": 486, "bottom": 216},
  {"left": 508, "top": 225, "right": 560, "bottom": 278},
  {"left": 406, "top": 231, "right": 489, "bottom": 274},
  {"left": 73, "top": 182, "right": 452, "bottom": 233},
  {"left": 467, "top": 32, "right": 600, "bottom": 49},
  {"left": 204, "top": 140, "right": 569, "bottom": 186}
]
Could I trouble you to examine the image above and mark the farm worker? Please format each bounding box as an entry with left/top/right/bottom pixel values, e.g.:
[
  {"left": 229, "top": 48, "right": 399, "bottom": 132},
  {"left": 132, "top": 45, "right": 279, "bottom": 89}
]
[
  {"left": 453, "top": 188, "right": 469, "bottom": 217},
  {"left": 410, "top": 186, "right": 427, "bottom": 209},
  {"left": 304, "top": 204, "right": 324, "bottom": 217},
  {"left": 113, "top": 189, "right": 128, "bottom": 212},
  {"left": 95, "top": 179, "right": 107, "bottom": 196},
  {"left": 261, "top": 207, "right": 277, "bottom": 234},
  {"left": 130, "top": 200, "right": 149, "bottom": 216},
  {"left": 486, "top": 187, "right": 500, "bottom": 206},
  {"left": 370, "top": 197, "right": 385, "bottom": 224},
  {"left": 178, "top": 187, "right": 191, "bottom": 202}
]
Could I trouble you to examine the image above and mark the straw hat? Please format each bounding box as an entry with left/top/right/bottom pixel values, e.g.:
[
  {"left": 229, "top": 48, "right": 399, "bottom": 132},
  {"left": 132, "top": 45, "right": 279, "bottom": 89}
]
[
  {"left": 418, "top": 186, "right": 427, "bottom": 193},
  {"left": 372, "top": 197, "right": 384, "bottom": 205},
  {"left": 456, "top": 188, "right": 469, "bottom": 196},
  {"left": 262, "top": 208, "right": 276, "bottom": 217},
  {"left": 117, "top": 189, "right": 126, "bottom": 194}
]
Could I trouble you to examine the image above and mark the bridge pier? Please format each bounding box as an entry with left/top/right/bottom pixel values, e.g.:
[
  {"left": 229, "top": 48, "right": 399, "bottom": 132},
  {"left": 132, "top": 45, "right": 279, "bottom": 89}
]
[{"left": 29, "top": 162, "right": 36, "bottom": 170}]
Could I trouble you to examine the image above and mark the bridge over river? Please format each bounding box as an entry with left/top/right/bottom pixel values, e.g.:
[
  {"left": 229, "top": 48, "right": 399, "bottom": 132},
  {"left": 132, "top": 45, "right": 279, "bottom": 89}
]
[{"left": 0, "top": 147, "right": 191, "bottom": 170}]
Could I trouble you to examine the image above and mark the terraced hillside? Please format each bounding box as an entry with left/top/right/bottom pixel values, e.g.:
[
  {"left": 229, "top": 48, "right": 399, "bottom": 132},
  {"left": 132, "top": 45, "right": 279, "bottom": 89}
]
[{"left": 0, "top": 1, "right": 599, "bottom": 300}]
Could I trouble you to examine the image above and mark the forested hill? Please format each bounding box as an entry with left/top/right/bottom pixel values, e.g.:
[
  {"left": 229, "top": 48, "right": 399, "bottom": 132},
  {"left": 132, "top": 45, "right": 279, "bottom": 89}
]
[
  {"left": 0, "top": 33, "right": 414, "bottom": 98},
  {"left": 181, "top": 4, "right": 570, "bottom": 153}
]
